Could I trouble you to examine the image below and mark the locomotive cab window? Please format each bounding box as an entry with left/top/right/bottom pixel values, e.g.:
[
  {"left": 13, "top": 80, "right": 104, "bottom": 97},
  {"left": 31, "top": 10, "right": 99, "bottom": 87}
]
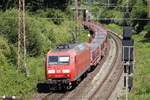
[
  {"left": 48, "top": 56, "right": 58, "bottom": 65},
  {"left": 59, "top": 56, "right": 70, "bottom": 65}
]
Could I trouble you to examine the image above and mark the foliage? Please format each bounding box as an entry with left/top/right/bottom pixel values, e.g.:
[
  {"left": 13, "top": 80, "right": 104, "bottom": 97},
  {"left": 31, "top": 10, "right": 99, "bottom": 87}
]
[
  {"left": 144, "top": 22, "right": 150, "bottom": 38},
  {"left": 93, "top": 0, "right": 149, "bottom": 34},
  {"left": 35, "top": 8, "right": 67, "bottom": 25},
  {"left": 104, "top": 24, "right": 123, "bottom": 35},
  {"left": 0, "top": 7, "right": 89, "bottom": 97},
  {"left": 0, "top": 36, "right": 10, "bottom": 66},
  {"left": 0, "top": 35, "right": 17, "bottom": 66},
  {"left": 0, "top": 57, "right": 45, "bottom": 97},
  {"left": 105, "top": 24, "right": 150, "bottom": 100},
  {"left": 130, "top": 0, "right": 148, "bottom": 33},
  {"left": 44, "top": 0, "right": 70, "bottom": 11},
  {"left": 99, "top": 9, "right": 124, "bottom": 25},
  {"left": 99, "top": 9, "right": 113, "bottom": 24},
  {"left": 0, "top": 9, "right": 18, "bottom": 44},
  {"left": 0, "top": 0, "right": 17, "bottom": 10},
  {"left": 0, "top": 9, "right": 73, "bottom": 57},
  {"left": 129, "top": 31, "right": 150, "bottom": 99},
  {"left": 90, "top": 6, "right": 100, "bottom": 16},
  {"left": 109, "top": 0, "right": 120, "bottom": 4},
  {"left": 0, "top": 0, "right": 70, "bottom": 11},
  {"left": 64, "top": 6, "right": 74, "bottom": 20}
]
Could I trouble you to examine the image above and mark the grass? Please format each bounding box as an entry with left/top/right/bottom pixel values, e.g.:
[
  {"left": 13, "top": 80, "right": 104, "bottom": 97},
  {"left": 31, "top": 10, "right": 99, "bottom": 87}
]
[
  {"left": 104, "top": 24, "right": 150, "bottom": 100},
  {"left": 130, "top": 32, "right": 150, "bottom": 100},
  {"left": 0, "top": 9, "right": 89, "bottom": 98},
  {"left": 104, "top": 24, "right": 123, "bottom": 36}
]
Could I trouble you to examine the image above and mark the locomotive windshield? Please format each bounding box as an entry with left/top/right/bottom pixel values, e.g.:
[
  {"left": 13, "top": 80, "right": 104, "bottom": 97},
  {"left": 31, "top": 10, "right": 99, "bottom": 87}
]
[
  {"left": 48, "top": 56, "right": 58, "bottom": 65},
  {"left": 48, "top": 56, "right": 70, "bottom": 65},
  {"left": 59, "top": 56, "right": 70, "bottom": 65}
]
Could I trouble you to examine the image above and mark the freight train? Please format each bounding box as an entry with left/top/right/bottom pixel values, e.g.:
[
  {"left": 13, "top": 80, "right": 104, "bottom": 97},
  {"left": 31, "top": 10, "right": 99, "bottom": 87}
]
[{"left": 45, "top": 21, "right": 108, "bottom": 90}]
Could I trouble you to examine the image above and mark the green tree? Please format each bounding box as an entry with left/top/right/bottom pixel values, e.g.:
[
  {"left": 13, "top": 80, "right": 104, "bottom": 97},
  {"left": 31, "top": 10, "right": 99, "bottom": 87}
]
[
  {"left": 144, "top": 22, "right": 150, "bottom": 38},
  {"left": 130, "top": 0, "right": 148, "bottom": 33},
  {"left": 0, "top": 0, "right": 70, "bottom": 11},
  {"left": 44, "top": 0, "right": 69, "bottom": 11},
  {"left": 0, "top": 0, "right": 17, "bottom": 10}
]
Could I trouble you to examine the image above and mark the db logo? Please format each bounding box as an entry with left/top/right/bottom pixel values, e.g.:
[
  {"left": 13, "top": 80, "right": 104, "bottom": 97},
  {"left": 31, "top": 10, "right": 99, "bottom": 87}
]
[{"left": 57, "top": 70, "right": 61, "bottom": 73}]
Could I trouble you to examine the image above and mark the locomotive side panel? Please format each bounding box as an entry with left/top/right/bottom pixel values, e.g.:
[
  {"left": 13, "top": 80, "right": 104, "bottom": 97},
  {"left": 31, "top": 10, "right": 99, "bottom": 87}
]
[{"left": 74, "top": 48, "right": 90, "bottom": 81}]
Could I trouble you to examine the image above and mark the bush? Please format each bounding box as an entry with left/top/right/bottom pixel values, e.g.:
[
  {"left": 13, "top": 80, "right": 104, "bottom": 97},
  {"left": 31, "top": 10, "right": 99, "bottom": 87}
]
[
  {"left": 0, "top": 9, "right": 73, "bottom": 57},
  {"left": 99, "top": 9, "right": 113, "bottom": 24},
  {"left": 99, "top": 9, "right": 124, "bottom": 25},
  {"left": 130, "top": 0, "right": 148, "bottom": 33},
  {"left": 112, "top": 11, "right": 124, "bottom": 25},
  {"left": 0, "top": 36, "right": 16, "bottom": 65},
  {"left": 0, "top": 60, "right": 45, "bottom": 97},
  {"left": 0, "top": 7, "right": 89, "bottom": 98},
  {"left": 35, "top": 8, "right": 67, "bottom": 25},
  {"left": 0, "top": 9, "right": 18, "bottom": 44},
  {"left": 144, "top": 23, "right": 150, "bottom": 38}
]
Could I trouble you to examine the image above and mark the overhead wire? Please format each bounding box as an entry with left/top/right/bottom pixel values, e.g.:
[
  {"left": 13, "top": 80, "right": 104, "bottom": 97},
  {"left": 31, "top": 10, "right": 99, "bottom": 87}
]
[
  {"left": 98, "top": 5, "right": 146, "bottom": 8},
  {"left": 0, "top": 1, "right": 149, "bottom": 21},
  {"left": 93, "top": 18, "right": 150, "bottom": 21},
  {"left": 0, "top": 17, "right": 150, "bottom": 20},
  {"left": 0, "top": 17, "right": 70, "bottom": 19}
]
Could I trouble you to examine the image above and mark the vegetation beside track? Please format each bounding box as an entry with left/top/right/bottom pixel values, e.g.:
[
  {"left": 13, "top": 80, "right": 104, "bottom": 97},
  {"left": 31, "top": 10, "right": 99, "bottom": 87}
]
[
  {"left": 0, "top": 8, "right": 88, "bottom": 97},
  {"left": 105, "top": 24, "right": 150, "bottom": 100},
  {"left": 0, "top": 0, "right": 150, "bottom": 99},
  {"left": 91, "top": 0, "right": 150, "bottom": 38}
]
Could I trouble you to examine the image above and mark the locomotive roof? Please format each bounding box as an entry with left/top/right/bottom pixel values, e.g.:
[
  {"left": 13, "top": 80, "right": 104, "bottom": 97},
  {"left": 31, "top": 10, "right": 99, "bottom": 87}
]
[
  {"left": 74, "top": 42, "right": 88, "bottom": 53},
  {"left": 51, "top": 42, "right": 88, "bottom": 54}
]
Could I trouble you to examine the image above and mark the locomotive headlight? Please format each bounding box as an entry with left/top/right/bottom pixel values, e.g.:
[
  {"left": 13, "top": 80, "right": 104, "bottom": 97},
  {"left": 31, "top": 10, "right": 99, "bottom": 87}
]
[
  {"left": 48, "top": 70, "right": 55, "bottom": 74},
  {"left": 63, "top": 70, "right": 70, "bottom": 73}
]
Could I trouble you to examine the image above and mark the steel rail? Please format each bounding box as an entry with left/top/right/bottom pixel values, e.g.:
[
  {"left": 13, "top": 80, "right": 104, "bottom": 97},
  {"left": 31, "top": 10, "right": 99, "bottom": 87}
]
[{"left": 89, "top": 30, "right": 123, "bottom": 100}]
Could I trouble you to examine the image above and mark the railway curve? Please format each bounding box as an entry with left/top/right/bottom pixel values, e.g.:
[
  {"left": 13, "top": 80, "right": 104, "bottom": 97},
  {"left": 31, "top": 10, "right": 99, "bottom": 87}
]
[{"left": 29, "top": 23, "right": 123, "bottom": 100}]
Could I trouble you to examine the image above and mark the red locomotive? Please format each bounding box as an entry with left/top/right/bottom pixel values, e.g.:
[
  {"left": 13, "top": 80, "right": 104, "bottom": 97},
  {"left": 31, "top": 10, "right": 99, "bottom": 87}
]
[
  {"left": 45, "top": 43, "right": 90, "bottom": 89},
  {"left": 45, "top": 22, "right": 108, "bottom": 90}
]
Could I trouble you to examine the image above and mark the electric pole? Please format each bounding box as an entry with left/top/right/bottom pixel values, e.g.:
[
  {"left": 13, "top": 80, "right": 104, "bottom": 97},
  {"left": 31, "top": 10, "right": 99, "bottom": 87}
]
[
  {"left": 126, "top": 0, "right": 129, "bottom": 16},
  {"left": 18, "top": 0, "right": 29, "bottom": 77},
  {"left": 125, "top": 0, "right": 129, "bottom": 100},
  {"left": 88, "top": 0, "right": 91, "bottom": 7},
  {"left": 108, "top": 0, "right": 110, "bottom": 7},
  {"left": 80, "top": 0, "right": 83, "bottom": 22},
  {"left": 75, "top": 0, "right": 78, "bottom": 38},
  {"left": 124, "top": 0, "right": 129, "bottom": 26},
  {"left": 148, "top": 0, "right": 150, "bottom": 17},
  {"left": 75, "top": 0, "right": 78, "bottom": 25}
]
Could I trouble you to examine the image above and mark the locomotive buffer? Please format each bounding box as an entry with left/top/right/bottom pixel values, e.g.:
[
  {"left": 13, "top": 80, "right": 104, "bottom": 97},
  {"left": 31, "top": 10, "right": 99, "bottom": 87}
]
[{"left": 122, "top": 26, "right": 134, "bottom": 100}]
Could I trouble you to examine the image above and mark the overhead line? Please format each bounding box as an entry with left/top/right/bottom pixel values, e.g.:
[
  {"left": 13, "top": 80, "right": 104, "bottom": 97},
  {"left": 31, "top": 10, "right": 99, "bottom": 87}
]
[
  {"left": 1, "top": 17, "right": 150, "bottom": 20},
  {"left": 98, "top": 5, "right": 145, "bottom": 8},
  {"left": 95, "top": 18, "right": 150, "bottom": 20},
  {"left": 148, "top": 0, "right": 150, "bottom": 17},
  {"left": 0, "top": 17, "right": 70, "bottom": 19}
]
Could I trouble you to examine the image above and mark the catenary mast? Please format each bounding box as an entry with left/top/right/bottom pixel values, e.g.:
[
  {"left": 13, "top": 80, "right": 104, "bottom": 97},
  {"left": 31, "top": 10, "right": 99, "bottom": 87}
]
[{"left": 18, "top": 0, "right": 29, "bottom": 77}]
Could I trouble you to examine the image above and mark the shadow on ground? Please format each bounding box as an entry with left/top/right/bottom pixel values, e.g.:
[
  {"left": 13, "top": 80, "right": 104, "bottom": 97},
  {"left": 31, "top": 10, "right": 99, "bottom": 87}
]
[
  {"left": 37, "top": 83, "right": 70, "bottom": 93},
  {"left": 37, "top": 83, "right": 51, "bottom": 93}
]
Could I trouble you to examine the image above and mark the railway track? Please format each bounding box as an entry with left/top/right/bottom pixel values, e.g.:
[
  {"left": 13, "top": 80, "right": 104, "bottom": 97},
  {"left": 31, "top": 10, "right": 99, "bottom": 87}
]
[
  {"left": 31, "top": 29, "right": 123, "bottom": 100},
  {"left": 34, "top": 37, "right": 111, "bottom": 100},
  {"left": 88, "top": 30, "right": 123, "bottom": 100}
]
